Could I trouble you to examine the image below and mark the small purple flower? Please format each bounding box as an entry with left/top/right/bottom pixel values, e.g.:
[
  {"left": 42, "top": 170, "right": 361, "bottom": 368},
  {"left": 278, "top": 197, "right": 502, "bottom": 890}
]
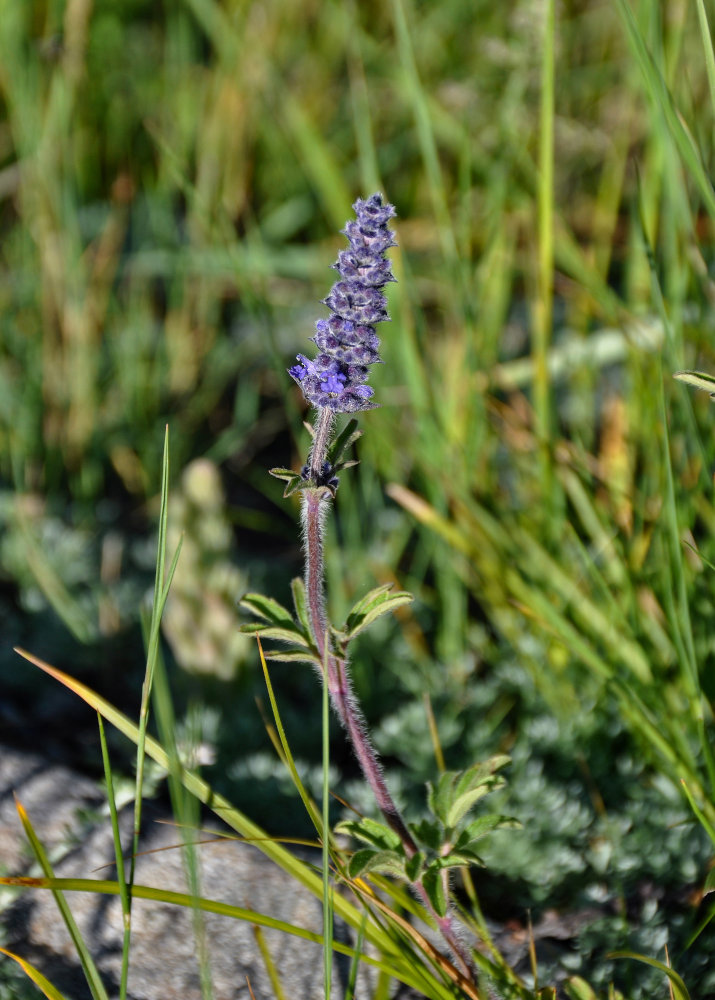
[{"left": 288, "top": 194, "right": 396, "bottom": 413}]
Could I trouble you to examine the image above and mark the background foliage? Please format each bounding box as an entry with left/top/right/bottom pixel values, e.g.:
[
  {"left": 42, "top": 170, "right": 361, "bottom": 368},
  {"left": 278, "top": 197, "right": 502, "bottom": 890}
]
[{"left": 2, "top": 0, "right": 715, "bottom": 995}]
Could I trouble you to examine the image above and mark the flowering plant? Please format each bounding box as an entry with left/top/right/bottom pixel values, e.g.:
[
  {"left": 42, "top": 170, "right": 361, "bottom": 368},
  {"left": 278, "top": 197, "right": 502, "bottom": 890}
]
[{"left": 240, "top": 195, "right": 513, "bottom": 989}]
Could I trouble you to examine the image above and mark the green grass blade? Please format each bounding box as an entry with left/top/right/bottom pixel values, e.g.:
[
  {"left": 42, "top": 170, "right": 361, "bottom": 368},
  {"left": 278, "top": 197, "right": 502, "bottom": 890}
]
[
  {"left": 0, "top": 876, "right": 435, "bottom": 994},
  {"left": 130, "top": 425, "right": 173, "bottom": 900},
  {"left": 679, "top": 778, "right": 715, "bottom": 850},
  {"left": 13, "top": 799, "right": 109, "bottom": 1000},
  {"left": 609, "top": 951, "right": 690, "bottom": 1000},
  {"left": 148, "top": 625, "right": 214, "bottom": 1000},
  {"left": 252, "top": 925, "right": 287, "bottom": 1000},
  {"left": 616, "top": 0, "right": 715, "bottom": 220},
  {"left": 389, "top": 0, "right": 457, "bottom": 268},
  {"left": 256, "top": 639, "right": 324, "bottom": 836},
  {"left": 0, "top": 947, "right": 72, "bottom": 1000},
  {"left": 14, "top": 650, "right": 443, "bottom": 979},
  {"left": 97, "top": 712, "right": 131, "bottom": 1000},
  {"left": 344, "top": 910, "right": 369, "bottom": 1000},
  {"left": 693, "top": 0, "right": 715, "bottom": 116},
  {"left": 535, "top": 0, "right": 555, "bottom": 505}
]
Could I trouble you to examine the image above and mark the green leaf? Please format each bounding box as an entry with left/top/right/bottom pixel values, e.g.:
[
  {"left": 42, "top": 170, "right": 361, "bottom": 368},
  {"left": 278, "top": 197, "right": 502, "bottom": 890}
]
[
  {"left": 282, "top": 476, "right": 312, "bottom": 498},
  {"left": 436, "top": 849, "right": 485, "bottom": 868},
  {"left": 673, "top": 370, "right": 715, "bottom": 399},
  {"left": 705, "top": 868, "right": 715, "bottom": 896},
  {"left": 455, "top": 814, "right": 520, "bottom": 848},
  {"left": 239, "top": 623, "right": 310, "bottom": 647},
  {"left": 239, "top": 592, "right": 295, "bottom": 625},
  {"left": 404, "top": 852, "right": 425, "bottom": 882},
  {"left": 421, "top": 865, "right": 448, "bottom": 918},
  {"left": 409, "top": 818, "right": 443, "bottom": 851},
  {"left": 262, "top": 649, "right": 322, "bottom": 666},
  {"left": 336, "top": 818, "right": 403, "bottom": 851},
  {"left": 268, "top": 468, "right": 312, "bottom": 496},
  {"left": 427, "top": 772, "right": 455, "bottom": 827},
  {"left": 453, "top": 756, "right": 511, "bottom": 798},
  {"left": 348, "top": 849, "right": 405, "bottom": 879},
  {"left": 346, "top": 583, "right": 395, "bottom": 619},
  {"left": 0, "top": 947, "right": 72, "bottom": 1000},
  {"left": 347, "top": 848, "right": 379, "bottom": 879},
  {"left": 610, "top": 952, "right": 690, "bottom": 1000},
  {"left": 344, "top": 593, "right": 414, "bottom": 640},
  {"left": 291, "top": 578, "right": 311, "bottom": 633},
  {"left": 328, "top": 418, "right": 362, "bottom": 465},
  {"left": 446, "top": 780, "right": 505, "bottom": 829},
  {"left": 269, "top": 467, "right": 301, "bottom": 481},
  {"left": 563, "top": 978, "right": 599, "bottom": 1000}
]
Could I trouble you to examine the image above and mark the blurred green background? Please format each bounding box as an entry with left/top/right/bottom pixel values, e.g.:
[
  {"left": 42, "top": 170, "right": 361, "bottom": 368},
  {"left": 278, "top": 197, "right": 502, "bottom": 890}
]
[{"left": 3, "top": 0, "right": 715, "bottom": 994}]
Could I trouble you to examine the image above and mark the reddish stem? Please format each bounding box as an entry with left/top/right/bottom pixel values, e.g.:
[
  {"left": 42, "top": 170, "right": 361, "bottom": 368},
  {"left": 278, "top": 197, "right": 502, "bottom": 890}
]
[{"left": 301, "top": 478, "right": 475, "bottom": 980}]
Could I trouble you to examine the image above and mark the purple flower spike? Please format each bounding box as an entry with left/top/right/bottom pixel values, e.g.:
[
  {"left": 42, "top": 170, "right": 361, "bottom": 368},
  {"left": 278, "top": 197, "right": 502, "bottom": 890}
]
[{"left": 288, "top": 193, "right": 396, "bottom": 413}]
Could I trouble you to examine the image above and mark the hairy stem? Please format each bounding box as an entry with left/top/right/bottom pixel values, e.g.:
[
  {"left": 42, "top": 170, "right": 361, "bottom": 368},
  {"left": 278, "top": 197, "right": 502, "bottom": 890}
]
[
  {"left": 301, "top": 478, "right": 475, "bottom": 980},
  {"left": 303, "top": 487, "right": 415, "bottom": 847},
  {"left": 309, "top": 407, "right": 335, "bottom": 482}
]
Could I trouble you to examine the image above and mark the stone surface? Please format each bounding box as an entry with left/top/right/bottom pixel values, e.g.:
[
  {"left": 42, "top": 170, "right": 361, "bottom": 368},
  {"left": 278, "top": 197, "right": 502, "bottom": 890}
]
[{"left": 0, "top": 745, "right": 406, "bottom": 1000}]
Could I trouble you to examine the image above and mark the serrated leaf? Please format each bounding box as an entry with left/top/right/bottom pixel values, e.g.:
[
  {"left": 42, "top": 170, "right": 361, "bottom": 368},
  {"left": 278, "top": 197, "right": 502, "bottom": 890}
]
[
  {"left": 422, "top": 865, "right": 448, "bottom": 918},
  {"left": 336, "top": 818, "right": 403, "bottom": 851},
  {"left": 404, "top": 851, "right": 425, "bottom": 882},
  {"left": 291, "top": 578, "right": 310, "bottom": 634},
  {"left": 239, "top": 593, "right": 295, "bottom": 625},
  {"left": 348, "top": 848, "right": 405, "bottom": 879},
  {"left": 409, "top": 818, "right": 444, "bottom": 851},
  {"left": 344, "top": 594, "right": 414, "bottom": 640}
]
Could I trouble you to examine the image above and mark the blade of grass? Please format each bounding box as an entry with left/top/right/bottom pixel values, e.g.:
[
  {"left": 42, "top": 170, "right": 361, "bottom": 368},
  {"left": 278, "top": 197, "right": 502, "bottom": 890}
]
[
  {"left": 147, "top": 620, "right": 214, "bottom": 1000},
  {"left": 130, "top": 425, "right": 172, "bottom": 902},
  {"left": 12, "top": 799, "right": 109, "bottom": 1000},
  {"left": 256, "top": 638, "right": 325, "bottom": 836},
  {"left": 14, "top": 649, "right": 453, "bottom": 989},
  {"left": 609, "top": 951, "right": 690, "bottom": 1000},
  {"left": 694, "top": 0, "right": 715, "bottom": 113},
  {"left": 389, "top": 0, "right": 456, "bottom": 267},
  {"left": 345, "top": 910, "right": 369, "bottom": 1000},
  {"left": 252, "top": 925, "right": 287, "bottom": 1000},
  {"left": 97, "top": 712, "right": 131, "bottom": 1000},
  {"left": 615, "top": 0, "right": 715, "bottom": 221},
  {"left": 0, "top": 948, "right": 72, "bottom": 1000},
  {"left": 0, "top": 876, "right": 441, "bottom": 995},
  {"left": 534, "top": 0, "right": 556, "bottom": 508}
]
